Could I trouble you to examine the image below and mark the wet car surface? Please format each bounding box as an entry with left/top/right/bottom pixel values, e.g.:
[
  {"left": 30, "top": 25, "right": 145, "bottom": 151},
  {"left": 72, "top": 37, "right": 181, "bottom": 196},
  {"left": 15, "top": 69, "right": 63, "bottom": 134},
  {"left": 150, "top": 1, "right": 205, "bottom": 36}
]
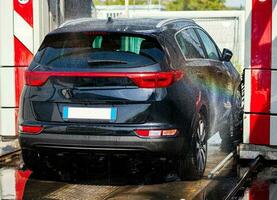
[
  {"left": 0, "top": 133, "right": 238, "bottom": 200},
  {"left": 19, "top": 18, "right": 242, "bottom": 181}
]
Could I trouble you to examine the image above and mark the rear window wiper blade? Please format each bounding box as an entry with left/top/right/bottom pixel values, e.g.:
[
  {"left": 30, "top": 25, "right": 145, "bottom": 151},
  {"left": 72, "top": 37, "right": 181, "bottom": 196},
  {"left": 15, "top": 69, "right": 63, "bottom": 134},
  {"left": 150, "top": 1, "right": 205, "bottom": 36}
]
[{"left": 87, "top": 59, "right": 128, "bottom": 65}]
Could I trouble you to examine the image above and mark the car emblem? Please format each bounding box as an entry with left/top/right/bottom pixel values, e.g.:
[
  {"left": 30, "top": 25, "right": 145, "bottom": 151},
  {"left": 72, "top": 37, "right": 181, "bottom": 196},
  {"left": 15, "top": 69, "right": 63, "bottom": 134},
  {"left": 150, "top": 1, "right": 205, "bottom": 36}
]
[{"left": 61, "top": 88, "right": 74, "bottom": 99}]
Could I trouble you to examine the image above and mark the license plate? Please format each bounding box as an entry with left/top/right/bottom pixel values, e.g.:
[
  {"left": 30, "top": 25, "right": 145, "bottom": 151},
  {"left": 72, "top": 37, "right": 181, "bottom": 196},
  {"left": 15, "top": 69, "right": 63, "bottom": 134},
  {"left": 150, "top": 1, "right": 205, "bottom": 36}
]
[{"left": 63, "top": 107, "right": 117, "bottom": 121}]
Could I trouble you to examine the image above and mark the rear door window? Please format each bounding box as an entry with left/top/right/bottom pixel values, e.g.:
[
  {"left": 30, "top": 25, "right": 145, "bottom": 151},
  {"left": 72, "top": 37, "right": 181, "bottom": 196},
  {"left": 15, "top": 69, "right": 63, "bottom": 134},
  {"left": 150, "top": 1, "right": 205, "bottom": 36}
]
[
  {"left": 176, "top": 29, "right": 205, "bottom": 59},
  {"left": 33, "top": 32, "right": 164, "bottom": 70},
  {"left": 196, "top": 29, "right": 220, "bottom": 60}
]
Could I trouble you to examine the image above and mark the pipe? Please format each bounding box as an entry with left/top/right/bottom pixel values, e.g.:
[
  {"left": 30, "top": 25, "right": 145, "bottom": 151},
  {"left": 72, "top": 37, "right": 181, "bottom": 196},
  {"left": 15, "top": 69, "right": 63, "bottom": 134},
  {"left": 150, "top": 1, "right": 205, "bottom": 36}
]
[{"left": 208, "top": 151, "right": 235, "bottom": 179}]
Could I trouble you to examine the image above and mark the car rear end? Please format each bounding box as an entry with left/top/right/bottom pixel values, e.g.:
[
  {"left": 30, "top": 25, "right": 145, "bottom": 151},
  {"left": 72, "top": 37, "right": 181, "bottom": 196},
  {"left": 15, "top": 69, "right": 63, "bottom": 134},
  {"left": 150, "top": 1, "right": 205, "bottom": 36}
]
[{"left": 18, "top": 31, "right": 185, "bottom": 159}]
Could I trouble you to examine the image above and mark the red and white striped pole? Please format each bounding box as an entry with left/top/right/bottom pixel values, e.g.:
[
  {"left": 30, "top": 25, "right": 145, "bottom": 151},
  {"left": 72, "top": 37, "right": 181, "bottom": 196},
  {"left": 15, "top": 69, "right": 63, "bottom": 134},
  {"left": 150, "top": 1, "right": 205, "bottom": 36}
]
[
  {"left": 244, "top": 0, "right": 277, "bottom": 146},
  {"left": 0, "top": 168, "right": 31, "bottom": 200},
  {"left": 14, "top": 0, "right": 34, "bottom": 135},
  {"left": 0, "top": 0, "right": 34, "bottom": 137},
  {"left": 242, "top": 181, "right": 270, "bottom": 200}
]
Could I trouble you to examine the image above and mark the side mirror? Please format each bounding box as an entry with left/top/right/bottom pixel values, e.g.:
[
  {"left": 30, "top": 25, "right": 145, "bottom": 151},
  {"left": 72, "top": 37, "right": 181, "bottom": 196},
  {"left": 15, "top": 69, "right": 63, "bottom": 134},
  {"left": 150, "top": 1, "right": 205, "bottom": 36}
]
[{"left": 222, "top": 48, "right": 233, "bottom": 62}]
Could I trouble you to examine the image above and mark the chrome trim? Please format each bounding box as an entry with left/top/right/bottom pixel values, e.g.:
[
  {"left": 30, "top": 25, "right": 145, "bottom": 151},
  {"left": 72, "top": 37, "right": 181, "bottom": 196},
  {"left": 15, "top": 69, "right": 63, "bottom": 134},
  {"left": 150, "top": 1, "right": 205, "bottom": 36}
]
[
  {"left": 59, "top": 18, "right": 93, "bottom": 28},
  {"left": 156, "top": 18, "right": 194, "bottom": 28}
]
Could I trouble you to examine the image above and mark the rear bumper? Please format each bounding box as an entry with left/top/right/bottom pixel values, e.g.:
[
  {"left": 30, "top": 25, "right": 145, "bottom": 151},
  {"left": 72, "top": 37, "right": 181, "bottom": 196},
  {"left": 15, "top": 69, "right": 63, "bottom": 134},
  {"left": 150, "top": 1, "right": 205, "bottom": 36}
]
[{"left": 19, "top": 133, "right": 184, "bottom": 156}]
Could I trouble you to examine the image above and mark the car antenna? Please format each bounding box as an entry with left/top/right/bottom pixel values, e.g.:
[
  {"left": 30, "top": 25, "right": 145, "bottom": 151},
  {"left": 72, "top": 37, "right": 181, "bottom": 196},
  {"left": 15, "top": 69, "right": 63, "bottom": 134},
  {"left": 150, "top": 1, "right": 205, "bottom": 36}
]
[{"left": 107, "top": 17, "right": 113, "bottom": 24}]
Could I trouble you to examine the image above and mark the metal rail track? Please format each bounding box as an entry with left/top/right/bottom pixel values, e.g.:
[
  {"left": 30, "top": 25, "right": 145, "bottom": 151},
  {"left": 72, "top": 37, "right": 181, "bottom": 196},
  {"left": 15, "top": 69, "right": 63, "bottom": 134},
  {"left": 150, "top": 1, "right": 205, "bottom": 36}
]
[
  {"left": 0, "top": 149, "right": 21, "bottom": 162},
  {"left": 224, "top": 155, "right": 264, "bottom": 200}
]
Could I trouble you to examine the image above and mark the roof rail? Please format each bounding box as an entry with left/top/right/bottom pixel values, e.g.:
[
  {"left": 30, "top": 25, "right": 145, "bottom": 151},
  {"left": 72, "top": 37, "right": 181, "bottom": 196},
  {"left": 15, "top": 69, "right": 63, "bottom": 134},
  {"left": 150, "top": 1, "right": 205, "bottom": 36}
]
[
  {"left": 59, "top": 18, "right": 93, "bottom": 28},
  {"left": 156, "top": 18, "right": 194, "bottom": 28}
]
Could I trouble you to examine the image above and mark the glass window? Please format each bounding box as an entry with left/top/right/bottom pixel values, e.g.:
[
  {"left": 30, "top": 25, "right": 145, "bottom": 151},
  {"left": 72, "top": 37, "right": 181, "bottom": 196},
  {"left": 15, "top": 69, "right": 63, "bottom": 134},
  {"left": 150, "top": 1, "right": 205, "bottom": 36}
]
[
  {"left": 176, "top": 29, "right": 205, "bottom": 59},
  {"left": 196, "top": 29, "right": 220, "bottom": 60},
  {"left": 33, "top": 32, "right": 164, "bottom": 70},
  {"left": 186, "top": 28, "right": 205, "bottom": 57},
  {"left": 176, "top": 33, "right": 189, "bottom": 57}
]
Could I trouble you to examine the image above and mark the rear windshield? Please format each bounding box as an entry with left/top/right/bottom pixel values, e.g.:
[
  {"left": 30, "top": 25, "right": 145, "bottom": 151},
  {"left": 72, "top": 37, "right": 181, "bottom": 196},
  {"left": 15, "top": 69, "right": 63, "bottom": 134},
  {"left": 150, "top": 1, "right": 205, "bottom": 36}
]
[{"left": 33, "top": 32, "right": 164, "bottom": 70}]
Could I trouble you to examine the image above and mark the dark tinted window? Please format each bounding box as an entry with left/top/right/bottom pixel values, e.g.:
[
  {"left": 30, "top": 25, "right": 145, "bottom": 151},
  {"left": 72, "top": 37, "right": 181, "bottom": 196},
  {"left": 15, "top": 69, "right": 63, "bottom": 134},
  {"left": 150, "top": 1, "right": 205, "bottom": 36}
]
[
  {"left": 33, "top": 32, "right": 164, "bottom": 70},
  {"left": 176, "top": 29, "right": 205, "bottom": 59},
  {"left": 196, "top": 29, "right": 220, "bottom": 60}
]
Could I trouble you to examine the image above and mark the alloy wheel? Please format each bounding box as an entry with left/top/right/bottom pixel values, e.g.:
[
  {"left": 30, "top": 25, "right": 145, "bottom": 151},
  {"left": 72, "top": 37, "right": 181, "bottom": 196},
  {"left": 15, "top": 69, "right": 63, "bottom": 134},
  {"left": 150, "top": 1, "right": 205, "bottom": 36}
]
[{"left": 195, "top": 119, "right": 207, "bottom": 173}]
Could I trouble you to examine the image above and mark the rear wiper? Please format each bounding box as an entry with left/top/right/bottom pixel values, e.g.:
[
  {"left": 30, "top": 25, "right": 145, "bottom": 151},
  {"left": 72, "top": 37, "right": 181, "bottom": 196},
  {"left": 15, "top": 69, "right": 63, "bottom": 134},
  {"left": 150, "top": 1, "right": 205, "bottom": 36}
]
[{"left": 87, "top": 59, "right": 128, "bottom": 65}]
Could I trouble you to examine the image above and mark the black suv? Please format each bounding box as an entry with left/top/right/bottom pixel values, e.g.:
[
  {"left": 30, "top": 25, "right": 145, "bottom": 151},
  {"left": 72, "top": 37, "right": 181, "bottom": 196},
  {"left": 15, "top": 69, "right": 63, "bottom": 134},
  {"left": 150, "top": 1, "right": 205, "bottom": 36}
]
[{"left": 19, "top": 18, "right": 241, "bottom": 180}]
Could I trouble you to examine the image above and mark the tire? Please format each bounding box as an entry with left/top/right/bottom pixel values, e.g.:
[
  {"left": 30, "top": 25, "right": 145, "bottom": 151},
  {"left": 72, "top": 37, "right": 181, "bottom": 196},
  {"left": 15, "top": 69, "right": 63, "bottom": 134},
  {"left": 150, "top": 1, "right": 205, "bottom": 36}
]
[
  {"left": 177, "top": 112, "right": 208, "bottom": 180},
  {"left": 21, "top": 149, "right": 42, "bottom": 173},
  {"left": 220, "top": 89, "right": 243, "bottom": 149}
]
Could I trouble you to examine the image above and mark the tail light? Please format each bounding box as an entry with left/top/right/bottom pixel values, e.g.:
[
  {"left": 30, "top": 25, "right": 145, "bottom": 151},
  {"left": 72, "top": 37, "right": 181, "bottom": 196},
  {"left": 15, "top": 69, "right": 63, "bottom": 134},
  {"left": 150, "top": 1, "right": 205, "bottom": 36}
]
[
  {"left": 19, "top": 125, "right": 43, "bottom": 134},
  {"left": 24, "top": 71, "right": 49, "bottom": 86},
  {"left": 135, "top": 129, "right": 178, "bottom": 138},
  {"left": 131, "top": 71, "right": 184, "bottom": 88},
  {"left": 24, "top": 70, "right": 184, "bottom": 88}
]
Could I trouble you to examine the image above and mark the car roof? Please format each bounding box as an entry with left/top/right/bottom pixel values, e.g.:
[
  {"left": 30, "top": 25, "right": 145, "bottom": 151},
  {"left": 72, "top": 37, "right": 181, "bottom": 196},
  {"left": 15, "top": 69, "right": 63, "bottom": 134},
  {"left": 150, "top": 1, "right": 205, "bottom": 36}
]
[{"left": 48, "top": 18, "right": 197, "bottom": 36}]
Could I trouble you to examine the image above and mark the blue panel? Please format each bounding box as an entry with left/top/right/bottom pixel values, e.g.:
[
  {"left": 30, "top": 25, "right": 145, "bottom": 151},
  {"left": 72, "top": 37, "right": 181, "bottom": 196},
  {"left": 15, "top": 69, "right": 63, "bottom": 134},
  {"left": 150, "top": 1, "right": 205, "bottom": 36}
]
[
  {"left": 111, "top": 108, "right": 117, "bottom": 121},
  {"left": 63, "top": 107, "right": 69, "bottom": 119}
]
